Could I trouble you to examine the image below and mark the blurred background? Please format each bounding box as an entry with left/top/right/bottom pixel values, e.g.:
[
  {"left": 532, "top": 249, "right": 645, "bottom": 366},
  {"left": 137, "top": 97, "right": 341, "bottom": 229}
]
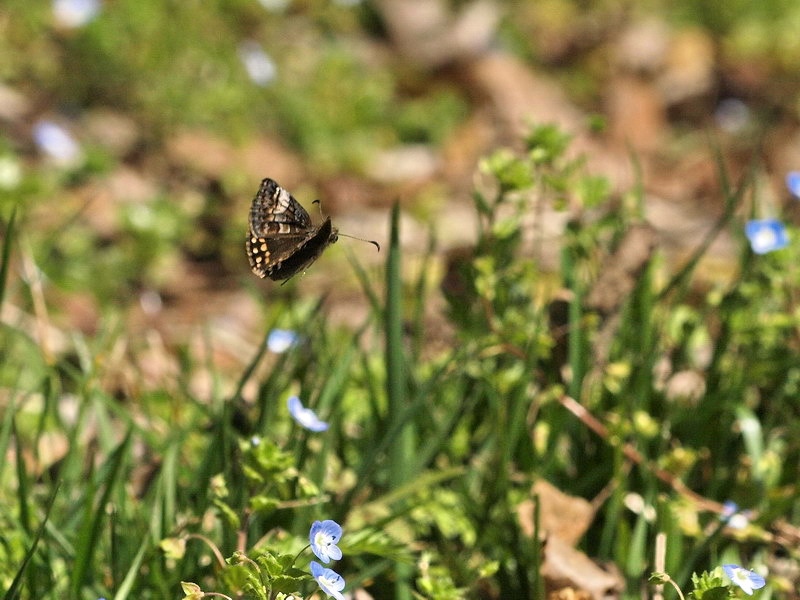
[
  {"left": 3, "top": 0, "right": 800, "bottom": 342},
  {"left": 3, "top": 1, "right": 800, "bottom": 599}
]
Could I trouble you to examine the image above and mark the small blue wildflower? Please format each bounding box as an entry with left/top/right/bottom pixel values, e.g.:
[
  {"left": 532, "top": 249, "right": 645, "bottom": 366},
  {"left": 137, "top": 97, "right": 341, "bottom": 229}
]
[
  {"left": 786, "top": 171, "right": 800, "bottom": 199},
  {"left": 722, "top": 500, "right": 738, "bottom": 516},
  {"left": 723, "top": 564, "right": 766, "bottom": 596},
  {"left": 257, "top": 0, "right": 290, "bottom": 11},
  {"left": 287, "top": 396, "right": 329, "bottom": 432},
  {"left": 714, "top": 98, "right": 750, "bottom": 134},
  {"left": 53, "top": 0, "right": 101, "bottom": 28},
  {"left": 721, "top": 501, "right": 751, "bottom": 530},
  {"left": 33, "top": 120, "right": 82, "bottom": 165},
  {"left": 310, "top": 561, "right": 345, "bottom": 600},
  {"left": 745, "top": 219, "right": 788, "bottom": 254},
  {"left": 309, "top": 520, "right": 343, "bottom": 563},
  {"left": 267, "top": 329, "right": 298, "bottom": 353},
  {"left": 238, "top": 41, "right": 277, "bottom": 87}
]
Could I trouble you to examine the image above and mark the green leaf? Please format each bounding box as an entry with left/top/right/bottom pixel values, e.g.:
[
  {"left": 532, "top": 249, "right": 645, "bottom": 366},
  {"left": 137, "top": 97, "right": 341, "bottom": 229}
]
[
  {"left": 249, "top": 495, "right": 280, "bottom": 516},
  {"left": 180, "top": 582, "right": 204, "bottom": 600},
  {"left": 159, "top": 537, "right": 187, "bottom": 560},
  {"left": 257, "top": 552, "right": 283, "bottom": 578},
  {"left": 270, "top": 575, "right": 306, "bottom": 595},
  {"left": 212, "top": 498, "right": 241, "bottom": 529},
  {"left": 525, "top": 123, "right": 571, "bottom": 164},
  {"left": 480, "top": 149, "right": 532, "bottom": 192}
]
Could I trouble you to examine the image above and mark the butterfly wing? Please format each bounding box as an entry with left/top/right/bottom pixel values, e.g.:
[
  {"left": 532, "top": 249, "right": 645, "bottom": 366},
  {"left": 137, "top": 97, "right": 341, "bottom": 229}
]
[
  {"left": 247, "top": 219, "right": 337, "bottom": 280},
  {"left": 246, "top": 178, "right": 337, "bottom": 280},
  {"left": 247, "top": 232, "right": 309, "bottom": 279},
  {"left": 249, "top": 178, "right": 312, "bottom": 236}
]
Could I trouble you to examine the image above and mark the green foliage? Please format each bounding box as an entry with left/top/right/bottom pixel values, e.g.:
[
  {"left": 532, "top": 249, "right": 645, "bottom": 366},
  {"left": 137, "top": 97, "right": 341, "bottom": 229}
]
[
  {"left": 2, "top": 0, "right": 798, "bottom": 591},
  {"left": 689, "top": 569, "right": 733, "bottom": 600},
  {"left": 415, "top": 554, "right": 467, "bottom": 600}
]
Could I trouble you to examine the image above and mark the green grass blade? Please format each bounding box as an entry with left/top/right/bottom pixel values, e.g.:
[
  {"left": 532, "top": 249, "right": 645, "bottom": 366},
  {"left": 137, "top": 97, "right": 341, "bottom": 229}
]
[
  {"left": 13, "top": 420, "right": 31, "bottom": 535},
  {"left": 347, "top": 249, "right": 382, "bottom": 317},
  {"left": 410, "top": 228, "right": 435, "bottom": 358},
  {"left": 385, "top": 202, "right": 413, "bottom": 600},
  {"left": 562, "top": 223, "right": 586, "bottom": 401},
  {"left": 0, "top": 393, "right": 18, "bottom": 489},
  {"left": 70, "top": 429, "right": 133, "bottom": 598},
  {"left": 657, "top": 147, "right": 748, "bottom": 301},
  {"left": 0, "top": 205, "right": 17, "bottom": 309},
  {"left": 3, "top": 481, "right": 61, "bottom": 600},
  {"left": 386, "top": 202, "right": 411, "bottom": 483},
  {"left": 112, "top": 531, "right": 149, "bottom": 600}
]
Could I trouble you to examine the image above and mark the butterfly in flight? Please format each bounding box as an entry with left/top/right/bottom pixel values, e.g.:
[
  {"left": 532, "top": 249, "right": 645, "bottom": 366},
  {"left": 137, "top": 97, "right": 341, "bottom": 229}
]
[{"left": 246, "top": 178, "right": 378, "bottom": 281}]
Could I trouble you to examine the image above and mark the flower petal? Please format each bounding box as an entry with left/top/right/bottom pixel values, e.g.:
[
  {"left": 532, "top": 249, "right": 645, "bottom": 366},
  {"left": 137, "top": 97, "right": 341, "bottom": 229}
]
[
  {"left": 745, "top": 219, "right": 788, "bottom": 254},
  {"left": 53, "top": 0, "right": 101, "bottom": 28},
  {"left": 787, "top": 171, "right": 800, "bottom": 199},
  {"left": 33, "top": 120, "right": 83, "bottom": 165},
  {"left": 238, "top": 41, "right": 277, "bottom": 87},
  {"left": 267, "top": 329, "right": 298, "bottom": 353},
  {"left": 723, "top": 564, "right": 766, "bottom": 596},
  {"left": 287, "top": 396, "right": 329, "bottom": 432},
  {"left": 310, "top": 561, "right": 346, "bottom": 600},
  {"left": 310, "top": 520, "right": 343, "bottom": 563}
]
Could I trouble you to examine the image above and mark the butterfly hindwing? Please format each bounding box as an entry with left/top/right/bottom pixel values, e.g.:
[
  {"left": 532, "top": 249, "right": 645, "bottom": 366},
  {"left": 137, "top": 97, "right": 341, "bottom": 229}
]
[
  {"left": 246, "top": 178, "right": 339, "bottom": 281},
  {"left": 246, "top": 232, "right": 307, "bottom": 278}
]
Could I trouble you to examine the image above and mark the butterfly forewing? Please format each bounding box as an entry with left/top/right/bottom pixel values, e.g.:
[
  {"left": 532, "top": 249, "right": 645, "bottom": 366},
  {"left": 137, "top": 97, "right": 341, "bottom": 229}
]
[
  {"left": 246, "top": 178, "right": 339, "bottom": 281},
  {"left": 249, "top": 178, "right": 312, "bottom": 235}
]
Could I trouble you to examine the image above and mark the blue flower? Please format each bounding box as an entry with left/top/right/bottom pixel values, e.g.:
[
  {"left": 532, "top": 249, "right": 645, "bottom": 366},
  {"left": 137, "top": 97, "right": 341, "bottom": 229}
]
[
  {"left": 53, "top": 0, "right": 100, "bottom": 28},
  {"left": 310, "top": 561, "right": 345, "bottom": 600},
  {"left": 786, "top": 171, "right": 800, "bottom": 199},
  {"left": 721, "top": 501, "right": 751, "bottom": 530},
  {"left": 267, "top": 329, "right": 298, "bottom": 353},
  {"left": 238, "top": 41, "right": 277, "bottom": 87},
  {"left": 257, "top": 0, "right": 290, "bottom": 11},
  {"left": 33, "top": 120, "right": 82, "bottom": 165},
  {"left": 309, "top": 520, "right": 343, "bottom": 563},
  {"left": 714, "top": 98, "right": 750, "bottom": 134},
  {"left": 287, "top": 396, "right": 329, "bottom": 432},
  {"left": 723, "top": 564, "right": 766, "bottom": 596},
  {"left": 745, "top": 219, "right": 788, "bottom": 254}
]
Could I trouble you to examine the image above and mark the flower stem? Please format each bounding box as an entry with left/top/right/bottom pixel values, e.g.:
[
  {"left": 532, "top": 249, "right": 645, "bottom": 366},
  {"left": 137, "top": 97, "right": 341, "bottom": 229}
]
[
  {"left": 186, "top": 534, "right": 227, "bottom": 568},
  {"left": 663, "top": 575, "right": 685, "bottom": 600},
  {"left": 291, "top": 544, "right": 311, "bottom": 567}
]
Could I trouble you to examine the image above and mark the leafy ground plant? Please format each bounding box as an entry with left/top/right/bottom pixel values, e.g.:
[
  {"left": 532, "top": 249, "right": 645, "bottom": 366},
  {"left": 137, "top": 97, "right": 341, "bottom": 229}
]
[{"left": 3, "top": 116, "right": 800, "bottom": 598}]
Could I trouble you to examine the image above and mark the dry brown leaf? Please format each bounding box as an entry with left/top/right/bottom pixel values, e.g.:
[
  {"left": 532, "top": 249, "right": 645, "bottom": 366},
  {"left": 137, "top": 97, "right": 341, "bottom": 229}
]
[
  {"left": 518, "top": 479, "right": 594, "bottom": 546},
  {"left": 542, "top": 535, "right": 624, "bottom": 600}
]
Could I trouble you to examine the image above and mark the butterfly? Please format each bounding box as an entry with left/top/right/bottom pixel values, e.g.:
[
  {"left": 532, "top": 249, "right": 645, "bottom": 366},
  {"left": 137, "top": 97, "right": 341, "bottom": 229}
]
[{"left": 246, "top": 178, "right": 340, "bottom": 281}]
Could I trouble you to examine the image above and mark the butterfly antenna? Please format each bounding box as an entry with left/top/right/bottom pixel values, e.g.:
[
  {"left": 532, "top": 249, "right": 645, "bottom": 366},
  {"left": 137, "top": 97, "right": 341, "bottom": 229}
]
[
  {"left": 312, "top": 199, "right": 378, "bottom": 250},
  {"left": 312, "top": 199, "right": 324, "bottom": 219},
  {"left": 339, "top": 233, "right": 380, "bottom": 252}
]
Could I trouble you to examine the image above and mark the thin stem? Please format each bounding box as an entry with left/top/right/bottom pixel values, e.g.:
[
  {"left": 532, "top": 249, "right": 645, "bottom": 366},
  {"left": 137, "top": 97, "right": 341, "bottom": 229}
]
[
  {"left": 186, "top": 534, "right": 227, "bottom": 569},
  {"left": 291, "top": 543, "right": 311, "bottom": 567},
  {"left": 663, "top": 575, "right": 685, "bottom": 600}
]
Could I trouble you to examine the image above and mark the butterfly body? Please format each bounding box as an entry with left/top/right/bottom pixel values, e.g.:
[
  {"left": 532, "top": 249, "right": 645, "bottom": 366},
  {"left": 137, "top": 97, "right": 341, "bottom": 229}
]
[{"left": 246, "top": 178, "right": 339, "bottom": 281}]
